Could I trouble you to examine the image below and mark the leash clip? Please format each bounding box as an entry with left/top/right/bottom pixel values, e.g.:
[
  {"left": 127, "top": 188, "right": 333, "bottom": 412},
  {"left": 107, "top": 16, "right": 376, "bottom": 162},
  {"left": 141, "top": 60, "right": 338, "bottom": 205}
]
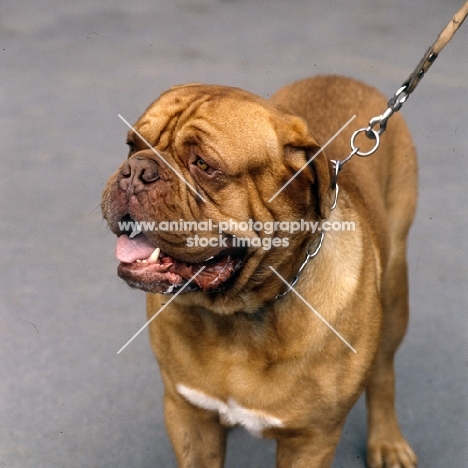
[{"left": 366, "top": 85, "right": 408, "bottom": 138}]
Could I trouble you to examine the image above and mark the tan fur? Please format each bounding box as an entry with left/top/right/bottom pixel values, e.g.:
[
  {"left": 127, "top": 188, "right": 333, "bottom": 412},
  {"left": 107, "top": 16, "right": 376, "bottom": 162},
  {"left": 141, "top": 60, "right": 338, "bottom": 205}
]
[{"left": 103, "top": 75, "right": 418, "bottom": 467}]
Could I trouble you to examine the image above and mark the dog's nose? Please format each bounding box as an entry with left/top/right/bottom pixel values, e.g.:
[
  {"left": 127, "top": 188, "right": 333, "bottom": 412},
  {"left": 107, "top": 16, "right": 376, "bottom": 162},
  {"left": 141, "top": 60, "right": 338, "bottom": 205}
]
[{"left": 118, "top": 157, "right": 159, "bottom": 194}]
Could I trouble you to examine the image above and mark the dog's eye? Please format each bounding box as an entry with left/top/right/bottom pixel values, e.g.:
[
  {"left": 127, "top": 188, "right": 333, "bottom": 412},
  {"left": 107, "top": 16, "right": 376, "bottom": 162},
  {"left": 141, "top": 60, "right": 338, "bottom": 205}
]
[{"left": 195, "top": 158, "right": 209, "bottom": 171}]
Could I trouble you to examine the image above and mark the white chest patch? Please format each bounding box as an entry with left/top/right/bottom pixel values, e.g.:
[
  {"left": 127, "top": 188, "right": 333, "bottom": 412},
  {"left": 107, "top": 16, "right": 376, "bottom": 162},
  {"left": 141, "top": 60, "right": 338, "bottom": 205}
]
[{"left": 176, "top": 384, "right": 284, "bottom": 437}]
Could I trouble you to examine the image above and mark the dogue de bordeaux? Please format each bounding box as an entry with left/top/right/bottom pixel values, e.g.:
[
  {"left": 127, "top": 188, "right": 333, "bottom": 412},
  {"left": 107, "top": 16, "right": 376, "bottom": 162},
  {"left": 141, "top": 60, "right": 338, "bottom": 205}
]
[{"left": 102, "top": 75, "right": 418, "bottom": 468}]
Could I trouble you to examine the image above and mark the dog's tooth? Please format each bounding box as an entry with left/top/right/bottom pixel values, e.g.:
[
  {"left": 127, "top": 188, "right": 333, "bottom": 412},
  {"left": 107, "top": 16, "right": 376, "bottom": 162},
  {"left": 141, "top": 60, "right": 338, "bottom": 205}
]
[
  {"left": 136, "top": 259, "right": 142, "bottom": 263},
  {"left": 141, "top": 259, "right": 148, "bottom": 264},
  {"left": 149, "top": 247, "right": 160, "bottom": 263}
]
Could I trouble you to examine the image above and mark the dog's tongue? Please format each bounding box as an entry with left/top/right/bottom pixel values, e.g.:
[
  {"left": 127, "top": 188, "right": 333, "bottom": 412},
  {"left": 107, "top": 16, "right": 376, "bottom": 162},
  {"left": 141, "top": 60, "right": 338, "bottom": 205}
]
[{"left": 116, "top": 234, "right": 156, "bottom": 263}]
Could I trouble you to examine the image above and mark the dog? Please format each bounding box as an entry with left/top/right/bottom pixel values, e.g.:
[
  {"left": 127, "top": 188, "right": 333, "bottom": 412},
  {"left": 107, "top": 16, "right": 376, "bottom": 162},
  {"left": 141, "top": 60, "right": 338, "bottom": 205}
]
[{"left": 102, "top": 75, "right": 418, "bottom": 468}]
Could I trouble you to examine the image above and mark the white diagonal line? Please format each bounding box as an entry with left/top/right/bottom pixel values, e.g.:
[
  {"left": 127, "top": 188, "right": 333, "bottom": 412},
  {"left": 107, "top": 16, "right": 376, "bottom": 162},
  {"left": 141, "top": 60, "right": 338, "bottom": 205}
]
[
  {"left": 268, "top": 115, "right": 356, "bottom": 202},
  {"left": 117, "top": 267, "right": 206, "bottom": 354},
  {"left": 118, "top": 114, "right": 207, "bottom": 203},
  {"left": 269, "top": 266, "right": 357, "bottom": 353}
]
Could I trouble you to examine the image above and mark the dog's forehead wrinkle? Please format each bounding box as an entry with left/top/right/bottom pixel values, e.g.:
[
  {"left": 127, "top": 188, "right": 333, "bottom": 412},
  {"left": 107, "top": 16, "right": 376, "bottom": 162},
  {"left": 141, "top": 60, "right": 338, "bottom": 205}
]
[
  {"left": 135, "top": 94, "right": 200, "bottom": 146},
  {"left": 135, "top": 110, "right": 183, "bottom": 152},
  {"left": 134, "top": 86, "right": 283, "bottom": 177},
  {"left": 136, "top": 93, "right": 223, "bottom": 154}
]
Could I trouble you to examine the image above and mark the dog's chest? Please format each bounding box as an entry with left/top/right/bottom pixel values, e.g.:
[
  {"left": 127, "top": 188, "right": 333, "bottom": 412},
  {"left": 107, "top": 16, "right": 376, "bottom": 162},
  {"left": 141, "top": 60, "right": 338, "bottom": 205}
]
[{"left": 176, "top": 384, "right": 284, "bottom": 437}]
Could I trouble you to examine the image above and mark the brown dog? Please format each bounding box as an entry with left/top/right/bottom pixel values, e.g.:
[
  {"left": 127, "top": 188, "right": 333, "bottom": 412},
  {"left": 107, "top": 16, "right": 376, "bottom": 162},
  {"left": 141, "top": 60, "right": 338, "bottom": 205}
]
[{"left": 102, "top": 75, "right": 418, "bottom": 468}]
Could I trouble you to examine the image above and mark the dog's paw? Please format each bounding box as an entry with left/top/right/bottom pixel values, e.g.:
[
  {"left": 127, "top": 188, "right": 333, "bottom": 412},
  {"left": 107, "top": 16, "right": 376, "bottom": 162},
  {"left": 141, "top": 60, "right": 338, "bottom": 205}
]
[{"left": 367, "top": 438, "right": 417, "bottom": 468}]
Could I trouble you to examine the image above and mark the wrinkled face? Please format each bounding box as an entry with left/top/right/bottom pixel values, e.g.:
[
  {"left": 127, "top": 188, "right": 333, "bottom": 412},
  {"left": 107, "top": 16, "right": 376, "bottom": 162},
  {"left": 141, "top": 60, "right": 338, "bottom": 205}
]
[{"left": 102, "top": 84, "right": 331, "bottom": 311}]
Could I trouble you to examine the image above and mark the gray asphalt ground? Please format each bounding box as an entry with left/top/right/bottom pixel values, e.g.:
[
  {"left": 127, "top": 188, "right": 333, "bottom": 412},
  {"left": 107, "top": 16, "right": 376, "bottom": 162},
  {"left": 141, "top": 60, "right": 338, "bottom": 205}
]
[{"left": 1, "top": 1, "right": 467, "bottom": 467}]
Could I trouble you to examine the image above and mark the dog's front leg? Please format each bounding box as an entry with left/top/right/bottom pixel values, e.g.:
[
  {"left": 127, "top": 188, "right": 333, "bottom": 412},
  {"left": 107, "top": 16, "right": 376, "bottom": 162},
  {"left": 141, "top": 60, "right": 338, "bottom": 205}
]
[
  {"left": 276, "top": 427, "right": 342, "bottom": 468},
  {"left": 164, "top": 392, "right": 227, "bottom": 468}
]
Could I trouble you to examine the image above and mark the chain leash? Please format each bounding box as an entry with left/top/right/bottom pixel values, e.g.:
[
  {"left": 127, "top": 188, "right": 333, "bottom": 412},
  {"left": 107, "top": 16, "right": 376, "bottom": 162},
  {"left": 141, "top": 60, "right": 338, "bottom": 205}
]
[{"left": 331, "top": 0, "right": 468, "bottom": 192}]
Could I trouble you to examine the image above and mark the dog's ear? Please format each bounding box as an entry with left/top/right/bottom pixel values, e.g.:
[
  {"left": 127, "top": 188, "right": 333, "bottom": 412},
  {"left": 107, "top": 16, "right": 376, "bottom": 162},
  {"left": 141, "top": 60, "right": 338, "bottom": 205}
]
[
  {"left": 280, "top": 115, "right": 334, "bottom": 219},
  {"left": 309, "top": 150, "right": 334, "bottom": 219}
]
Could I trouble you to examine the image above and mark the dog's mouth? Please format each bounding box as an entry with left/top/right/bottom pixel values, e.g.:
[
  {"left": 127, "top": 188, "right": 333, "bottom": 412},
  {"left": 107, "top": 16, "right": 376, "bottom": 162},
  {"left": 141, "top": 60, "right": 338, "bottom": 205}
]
[{"left": 115, "top": 232, "right": 244, "bottom": 294}]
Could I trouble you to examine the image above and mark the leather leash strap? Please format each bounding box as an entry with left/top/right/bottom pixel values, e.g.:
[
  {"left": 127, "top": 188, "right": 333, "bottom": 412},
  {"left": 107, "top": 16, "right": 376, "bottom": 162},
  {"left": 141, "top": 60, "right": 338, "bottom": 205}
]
[{"left": 402, "top": 0, "right": 468, "bottom": 96}]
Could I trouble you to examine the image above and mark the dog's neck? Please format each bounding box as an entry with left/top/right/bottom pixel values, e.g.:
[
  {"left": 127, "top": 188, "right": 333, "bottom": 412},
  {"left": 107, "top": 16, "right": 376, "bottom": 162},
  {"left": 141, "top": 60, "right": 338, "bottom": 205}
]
[{"left": 273, "top": 180, "right": 339, "bottom": 301}]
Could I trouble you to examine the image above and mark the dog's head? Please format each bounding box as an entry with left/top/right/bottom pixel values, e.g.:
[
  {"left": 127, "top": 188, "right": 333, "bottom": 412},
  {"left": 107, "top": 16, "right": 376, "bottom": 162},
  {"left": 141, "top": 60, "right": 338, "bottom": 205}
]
[{"left": 102, "top": 84, "right": 333, "bottom": 313}]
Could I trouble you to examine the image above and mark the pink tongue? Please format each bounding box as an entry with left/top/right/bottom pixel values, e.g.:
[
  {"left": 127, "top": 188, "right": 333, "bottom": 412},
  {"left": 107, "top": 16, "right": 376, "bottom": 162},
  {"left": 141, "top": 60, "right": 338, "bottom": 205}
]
[{"left": 116, "top": 234, "right": 156, "bottom": 263}]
